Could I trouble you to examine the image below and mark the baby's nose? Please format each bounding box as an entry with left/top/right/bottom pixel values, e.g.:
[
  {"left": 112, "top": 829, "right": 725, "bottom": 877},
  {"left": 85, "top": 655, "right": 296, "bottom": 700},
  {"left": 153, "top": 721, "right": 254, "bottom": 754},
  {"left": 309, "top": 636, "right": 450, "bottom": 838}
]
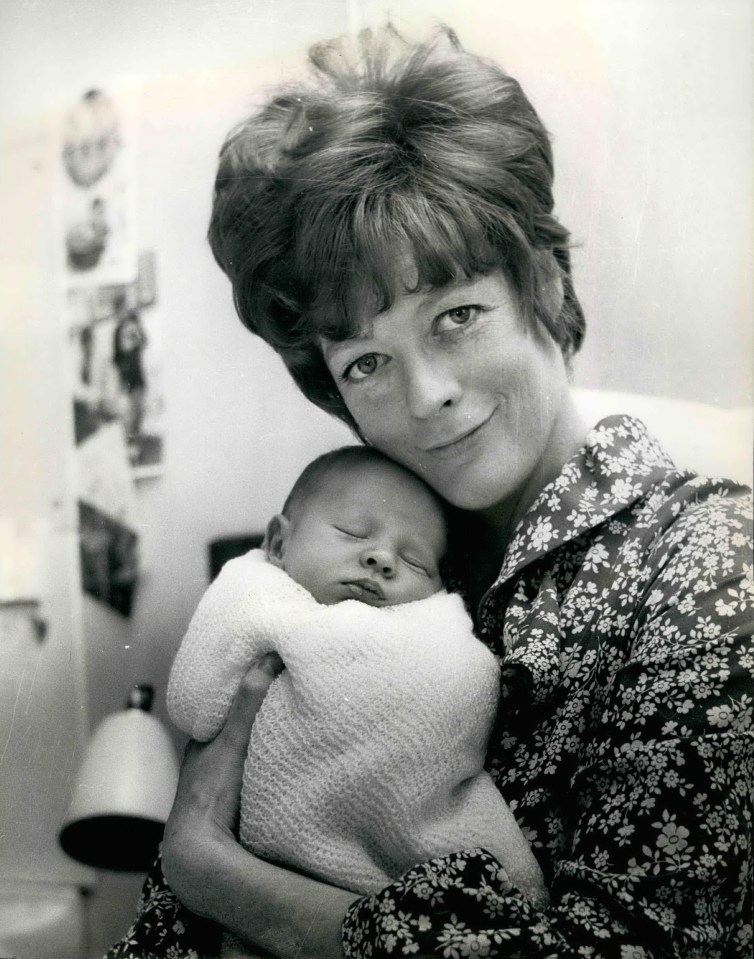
[{"left": 360, "top": 547, "right": 396, "bottom": 579}]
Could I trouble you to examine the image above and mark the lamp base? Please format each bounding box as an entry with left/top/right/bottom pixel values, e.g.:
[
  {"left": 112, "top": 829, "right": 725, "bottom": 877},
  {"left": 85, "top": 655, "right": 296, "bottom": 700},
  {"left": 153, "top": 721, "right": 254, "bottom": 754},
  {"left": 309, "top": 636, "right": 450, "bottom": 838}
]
[{"left": 59, "top": 815, "right": 164, "bottom": 871}]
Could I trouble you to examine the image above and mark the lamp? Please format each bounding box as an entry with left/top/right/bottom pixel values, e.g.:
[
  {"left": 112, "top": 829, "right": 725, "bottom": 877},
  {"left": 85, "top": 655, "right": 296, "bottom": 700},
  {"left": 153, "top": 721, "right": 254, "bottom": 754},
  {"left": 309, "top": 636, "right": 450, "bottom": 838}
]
[{"left": 59, "top": 684, "right": 180, "bottom": 870}]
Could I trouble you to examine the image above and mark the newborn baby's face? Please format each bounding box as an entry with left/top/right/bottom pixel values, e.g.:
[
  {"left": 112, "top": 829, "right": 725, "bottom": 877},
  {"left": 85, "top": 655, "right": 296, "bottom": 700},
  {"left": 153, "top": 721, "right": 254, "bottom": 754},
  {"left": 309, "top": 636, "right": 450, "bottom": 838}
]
[{"left": 282, "top": 461, "right": 446, "bottom": 607}]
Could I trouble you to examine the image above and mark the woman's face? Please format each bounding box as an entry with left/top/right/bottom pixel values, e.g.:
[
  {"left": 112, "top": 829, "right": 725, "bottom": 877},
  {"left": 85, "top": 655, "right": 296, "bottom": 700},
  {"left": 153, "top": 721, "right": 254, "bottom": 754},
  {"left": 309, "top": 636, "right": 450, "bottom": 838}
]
[{"left": 321, "top": 269, "right": 579, "bottom": 514}]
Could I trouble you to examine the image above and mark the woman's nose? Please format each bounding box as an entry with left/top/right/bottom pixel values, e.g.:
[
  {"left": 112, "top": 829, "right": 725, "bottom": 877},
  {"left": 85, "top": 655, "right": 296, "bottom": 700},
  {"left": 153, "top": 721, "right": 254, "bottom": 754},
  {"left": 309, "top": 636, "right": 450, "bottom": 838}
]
[
  {"left": 404, "top": 356, "right": 462, "bottom": 420},
  {"left": 360, "top": 547, "right": 396, "bottom": 579}
]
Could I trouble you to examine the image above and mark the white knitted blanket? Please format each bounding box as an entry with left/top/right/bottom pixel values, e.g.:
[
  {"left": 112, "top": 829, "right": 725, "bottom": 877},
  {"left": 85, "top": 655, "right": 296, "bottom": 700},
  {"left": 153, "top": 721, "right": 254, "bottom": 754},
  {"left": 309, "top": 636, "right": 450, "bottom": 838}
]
[{"left": 168, "top": 550, "right": 545, "bottom": 900}]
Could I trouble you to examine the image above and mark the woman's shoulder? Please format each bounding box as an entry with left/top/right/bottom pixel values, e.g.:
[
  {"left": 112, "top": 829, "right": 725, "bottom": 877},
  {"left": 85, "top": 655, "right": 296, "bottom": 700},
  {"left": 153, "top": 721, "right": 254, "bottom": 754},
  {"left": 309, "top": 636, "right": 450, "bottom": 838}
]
[
  {"left": 575, "top": 411, "right": 751, "bottom": 554},
  {"left": 635, "top": 470, "right": 751, "bottom": 551},
  {"left": 624, "top": 476, "right": 752, "bottom": 661},
  {"left": 573, "top": 388, "right": 752, "bottom": 487},
  {"left": 613, "top": 470, "right": 750, "bottom": 609}
]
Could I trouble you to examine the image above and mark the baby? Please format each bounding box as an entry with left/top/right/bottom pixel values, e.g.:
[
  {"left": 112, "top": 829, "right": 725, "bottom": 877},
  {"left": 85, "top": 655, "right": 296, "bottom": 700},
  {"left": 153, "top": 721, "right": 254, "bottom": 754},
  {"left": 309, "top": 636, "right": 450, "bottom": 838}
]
[{"left": 168, "top": 446, "right": 546, "bottom": 908}]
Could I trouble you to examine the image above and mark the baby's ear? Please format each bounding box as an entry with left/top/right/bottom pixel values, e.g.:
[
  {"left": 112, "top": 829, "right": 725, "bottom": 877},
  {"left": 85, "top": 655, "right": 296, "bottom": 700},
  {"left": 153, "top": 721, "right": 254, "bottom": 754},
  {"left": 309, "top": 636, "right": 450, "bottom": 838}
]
[{"left": 264, "top": 514, "right": 290, "bottom": 568}]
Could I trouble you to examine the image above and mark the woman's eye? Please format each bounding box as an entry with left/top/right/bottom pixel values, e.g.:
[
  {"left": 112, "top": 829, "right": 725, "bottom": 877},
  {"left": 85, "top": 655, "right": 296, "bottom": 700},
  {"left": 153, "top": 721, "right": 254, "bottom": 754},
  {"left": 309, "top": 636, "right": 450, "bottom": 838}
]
[
  {"left": 436, "top": 304, "right": 479, "bottom": 333},
  {"left": 341, "top": 353, "right": 388, "bottom": 383}
]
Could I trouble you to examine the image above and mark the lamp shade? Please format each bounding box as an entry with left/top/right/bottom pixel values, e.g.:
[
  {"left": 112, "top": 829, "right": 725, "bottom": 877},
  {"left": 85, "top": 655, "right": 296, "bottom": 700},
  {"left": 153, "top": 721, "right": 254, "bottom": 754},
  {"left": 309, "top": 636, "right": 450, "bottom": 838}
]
[{"left": 59, "top": 685, "right": 179, "bottom": 870}]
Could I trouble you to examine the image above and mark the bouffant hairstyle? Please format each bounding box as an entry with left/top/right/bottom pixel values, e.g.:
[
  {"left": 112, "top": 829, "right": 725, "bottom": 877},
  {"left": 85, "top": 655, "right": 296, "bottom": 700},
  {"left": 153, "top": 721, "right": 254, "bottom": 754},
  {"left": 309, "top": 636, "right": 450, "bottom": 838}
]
[{"left": 208, "top": 25, "right": 585, "bottom": 432}]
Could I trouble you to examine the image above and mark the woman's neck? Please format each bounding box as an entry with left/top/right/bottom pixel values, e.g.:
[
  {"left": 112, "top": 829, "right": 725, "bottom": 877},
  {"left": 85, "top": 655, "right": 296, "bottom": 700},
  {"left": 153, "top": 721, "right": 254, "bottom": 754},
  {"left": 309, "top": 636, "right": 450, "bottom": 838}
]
[{"left": 463, "top": 390, "right": 587, "bottom": 607}]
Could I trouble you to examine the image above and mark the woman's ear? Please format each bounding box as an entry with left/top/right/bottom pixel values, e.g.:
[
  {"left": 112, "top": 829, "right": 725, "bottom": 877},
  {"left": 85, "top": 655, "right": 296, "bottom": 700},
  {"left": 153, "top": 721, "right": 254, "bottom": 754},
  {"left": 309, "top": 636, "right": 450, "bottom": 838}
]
[{"left": 264, "top": 514, "right": 290, "bottom": 568}]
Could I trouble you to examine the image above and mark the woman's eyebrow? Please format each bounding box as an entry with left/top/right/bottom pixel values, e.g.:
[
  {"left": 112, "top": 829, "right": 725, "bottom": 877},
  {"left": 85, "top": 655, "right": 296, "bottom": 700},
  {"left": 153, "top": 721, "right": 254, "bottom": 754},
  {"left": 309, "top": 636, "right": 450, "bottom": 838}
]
[
  {"left": 320, "top": 276, "right": 491, "bottom": 359},
  {"left": 319, "top": 335, "right": 370, "bottom": 363},
  {"left": 426, "top": 274, "right": 490, "bottom": 304}
]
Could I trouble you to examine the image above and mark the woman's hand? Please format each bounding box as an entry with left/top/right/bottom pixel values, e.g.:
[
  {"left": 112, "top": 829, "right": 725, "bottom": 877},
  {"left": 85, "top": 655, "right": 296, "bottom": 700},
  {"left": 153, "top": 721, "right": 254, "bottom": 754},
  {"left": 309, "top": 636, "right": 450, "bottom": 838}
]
[
  {"left": 162, "top": 652, "right": 284, "bottom": 909},
  {"left": 162, "top": 653, "right": 358, "bottom": 958}
]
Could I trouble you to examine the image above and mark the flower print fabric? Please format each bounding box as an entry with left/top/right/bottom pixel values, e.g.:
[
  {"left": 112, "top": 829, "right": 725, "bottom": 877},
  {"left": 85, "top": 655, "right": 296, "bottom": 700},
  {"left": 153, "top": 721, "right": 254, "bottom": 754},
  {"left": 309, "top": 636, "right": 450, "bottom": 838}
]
[
  {"left": 342, "top": 416, "right": 753, "bottom": 959},
  {"left": 106, "top": 416, "right": 753, "bottom": 959},
  {"left": 106, "top": 854, "right": 221, "bottom": 959}
]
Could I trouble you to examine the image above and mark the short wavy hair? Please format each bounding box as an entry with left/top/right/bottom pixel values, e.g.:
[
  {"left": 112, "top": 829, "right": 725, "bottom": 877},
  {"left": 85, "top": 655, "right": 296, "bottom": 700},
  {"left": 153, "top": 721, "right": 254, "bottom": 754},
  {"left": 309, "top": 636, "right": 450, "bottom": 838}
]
[{"left": 208, "top": 25, "right": 585, "bottom": 431}]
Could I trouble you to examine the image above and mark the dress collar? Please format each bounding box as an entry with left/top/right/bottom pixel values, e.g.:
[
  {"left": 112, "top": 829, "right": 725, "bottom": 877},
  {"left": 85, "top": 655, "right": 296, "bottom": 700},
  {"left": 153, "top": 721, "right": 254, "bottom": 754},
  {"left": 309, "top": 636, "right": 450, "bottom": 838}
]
[
  {"left": 476, "top": 415, "right": 676, "bottom": 711},
  {"left": 494, "top": 414, "right": 676, "bottom": 591}
]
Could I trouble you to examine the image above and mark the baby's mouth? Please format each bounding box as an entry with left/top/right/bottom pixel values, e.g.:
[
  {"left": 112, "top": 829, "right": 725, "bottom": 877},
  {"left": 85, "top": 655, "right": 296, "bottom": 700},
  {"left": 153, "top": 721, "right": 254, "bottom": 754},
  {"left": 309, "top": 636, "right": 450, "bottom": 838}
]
[{"left": 343, "top": 579, "right": 386, "bottom": 603}]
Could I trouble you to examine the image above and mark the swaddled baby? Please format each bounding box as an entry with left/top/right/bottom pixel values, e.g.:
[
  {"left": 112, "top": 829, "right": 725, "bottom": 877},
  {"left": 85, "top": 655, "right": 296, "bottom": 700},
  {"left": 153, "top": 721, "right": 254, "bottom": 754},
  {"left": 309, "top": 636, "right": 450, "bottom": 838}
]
[{"left": 168, "top": 446, "right": 546, "bottom": 910}]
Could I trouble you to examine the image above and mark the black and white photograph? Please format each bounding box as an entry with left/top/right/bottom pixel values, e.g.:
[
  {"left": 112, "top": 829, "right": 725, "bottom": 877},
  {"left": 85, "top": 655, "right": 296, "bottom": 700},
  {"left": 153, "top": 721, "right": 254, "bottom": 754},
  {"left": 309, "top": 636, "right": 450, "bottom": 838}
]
[
  {"left": 60, "top": 88, "right": 139, "bottom": 287},
  {"left": 1, "top": 2, "right": 751, "bottom": 957},
  {"left": 66, "top": 262, "right": 164, "bottom": 474}
]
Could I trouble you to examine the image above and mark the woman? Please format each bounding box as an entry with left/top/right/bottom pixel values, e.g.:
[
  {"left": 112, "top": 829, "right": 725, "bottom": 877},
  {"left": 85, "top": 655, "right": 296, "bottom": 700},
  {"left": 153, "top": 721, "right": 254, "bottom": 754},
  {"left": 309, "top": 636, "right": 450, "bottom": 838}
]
[{"left": 110, "top": 25, "right": 752, "bottom": 959}]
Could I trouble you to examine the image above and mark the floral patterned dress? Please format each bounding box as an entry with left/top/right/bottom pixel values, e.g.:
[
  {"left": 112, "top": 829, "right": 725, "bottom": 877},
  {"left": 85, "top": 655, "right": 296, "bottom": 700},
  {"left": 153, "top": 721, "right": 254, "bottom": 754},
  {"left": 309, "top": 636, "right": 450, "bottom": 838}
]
[{"left": 108, "top": 416, "right": 753, "bottom": 959}]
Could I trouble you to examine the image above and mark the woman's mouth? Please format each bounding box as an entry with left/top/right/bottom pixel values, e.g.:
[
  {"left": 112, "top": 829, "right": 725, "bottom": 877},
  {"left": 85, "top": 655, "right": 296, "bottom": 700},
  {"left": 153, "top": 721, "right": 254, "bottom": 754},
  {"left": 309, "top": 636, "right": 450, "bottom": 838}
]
[
  {"left": 343, "top": 579, "right": 386, "bottom": 603},
  {"left": 424, "top": 409, "right": 496, "bottom": 459}
]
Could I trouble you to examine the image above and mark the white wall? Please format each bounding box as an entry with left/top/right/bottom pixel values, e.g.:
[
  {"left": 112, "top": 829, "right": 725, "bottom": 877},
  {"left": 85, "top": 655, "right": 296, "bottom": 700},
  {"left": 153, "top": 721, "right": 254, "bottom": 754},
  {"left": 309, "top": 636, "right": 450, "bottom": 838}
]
[
  {"left": 1, "top": 1, "right": 356, "bottom": 953},
  {"left": 1, "top": 0, "right": 751, "bottom": 953},
  {"left": 80, "top": 53, "right": 356, "bottom": 746},
  {"left": 1, "top": 0, "right": 357, "bottom": 729}
]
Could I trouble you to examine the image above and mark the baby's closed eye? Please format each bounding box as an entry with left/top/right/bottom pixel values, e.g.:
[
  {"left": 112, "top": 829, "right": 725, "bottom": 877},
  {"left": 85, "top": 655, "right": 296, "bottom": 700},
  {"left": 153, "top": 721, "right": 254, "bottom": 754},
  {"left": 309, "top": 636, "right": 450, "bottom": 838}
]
[
  {"left": 334, "top": 526, "right": 367, "bottom": 540},
  {"left": 401, "top": 554, "right": 434, "bottom": 576}
]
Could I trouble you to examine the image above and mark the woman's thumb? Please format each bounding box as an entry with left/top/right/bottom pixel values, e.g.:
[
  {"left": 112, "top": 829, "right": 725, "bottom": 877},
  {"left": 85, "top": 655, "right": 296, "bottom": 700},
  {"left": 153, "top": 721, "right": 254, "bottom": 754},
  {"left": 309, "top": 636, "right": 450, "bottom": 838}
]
[{"left": 223, "top": 652, "right": 285, "bottom": 746}]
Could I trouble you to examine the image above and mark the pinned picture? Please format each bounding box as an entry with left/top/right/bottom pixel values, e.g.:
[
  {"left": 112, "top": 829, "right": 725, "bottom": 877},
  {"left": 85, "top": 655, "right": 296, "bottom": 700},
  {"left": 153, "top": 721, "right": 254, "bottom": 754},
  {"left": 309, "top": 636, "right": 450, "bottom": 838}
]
[
  {"left": 66, "top": 253, "right": 164, "bottom": 474},
  {"left": 61, "top": 88, "right": 138, "bottom": 286},
  {"left": 76, "top": 423, "right": 139, "bottom": 617}
]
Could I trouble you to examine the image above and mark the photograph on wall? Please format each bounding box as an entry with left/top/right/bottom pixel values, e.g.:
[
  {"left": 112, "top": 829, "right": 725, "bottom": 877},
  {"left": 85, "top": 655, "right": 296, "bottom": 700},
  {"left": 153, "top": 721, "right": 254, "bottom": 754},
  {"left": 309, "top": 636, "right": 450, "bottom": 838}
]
[
  {"left": 61, "top": 88, "right": 139, "bottom": 286},
  {"left": 79, "top": 499, "right": 139, "bottom": 616},
  {"left": 77, "top": 420, "right": 140, "bottom": 617},
  {"left": 66, "top": 252, "right": 164, "bottom": 474}
]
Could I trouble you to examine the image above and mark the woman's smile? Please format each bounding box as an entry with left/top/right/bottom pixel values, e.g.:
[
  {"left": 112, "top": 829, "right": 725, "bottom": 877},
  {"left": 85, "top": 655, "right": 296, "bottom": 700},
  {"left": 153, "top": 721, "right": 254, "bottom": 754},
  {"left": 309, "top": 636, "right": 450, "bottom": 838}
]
[{"left": 422, "top": 407, "right": 498, "bottom": 458}]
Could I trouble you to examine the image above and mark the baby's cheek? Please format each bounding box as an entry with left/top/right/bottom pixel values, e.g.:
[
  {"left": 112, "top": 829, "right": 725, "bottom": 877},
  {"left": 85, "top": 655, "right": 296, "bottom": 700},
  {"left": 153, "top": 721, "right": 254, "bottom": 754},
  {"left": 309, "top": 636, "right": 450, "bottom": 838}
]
[{"left": 417, "top": 573, "right": 443, "bottom": 601}]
